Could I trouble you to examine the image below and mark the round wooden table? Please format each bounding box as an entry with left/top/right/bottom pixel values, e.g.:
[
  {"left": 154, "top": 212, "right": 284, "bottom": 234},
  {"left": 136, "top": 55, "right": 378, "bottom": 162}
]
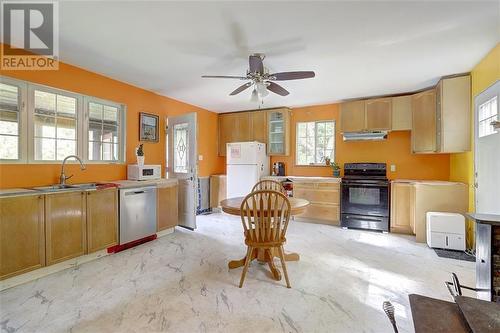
[{"left": 220, "top": 196, "right": 310, "bottom": 281}]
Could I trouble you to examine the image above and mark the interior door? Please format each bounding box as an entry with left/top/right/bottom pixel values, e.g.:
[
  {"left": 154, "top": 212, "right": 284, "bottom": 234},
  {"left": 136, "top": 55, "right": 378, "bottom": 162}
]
[
  {"left": 167, "top": 113, "right": 197, "bottom": 230},
  {"left": 475, "top": 81, "right": 500, "bottom": 214}
]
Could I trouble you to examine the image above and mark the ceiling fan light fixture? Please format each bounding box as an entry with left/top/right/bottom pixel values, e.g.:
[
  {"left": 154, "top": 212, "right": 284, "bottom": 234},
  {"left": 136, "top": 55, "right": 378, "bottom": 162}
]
[
  {"left": 250, "top": 88, "right": 259, "bottom": 102},
  {"left": 255, "top": 82, "right": 269, "bottom": 97}
]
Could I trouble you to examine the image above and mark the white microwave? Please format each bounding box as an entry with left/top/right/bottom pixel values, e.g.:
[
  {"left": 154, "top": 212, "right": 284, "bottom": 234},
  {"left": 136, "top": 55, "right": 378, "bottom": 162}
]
[{"left": 127, "top": 164, "right": 161, "bottom": 181}]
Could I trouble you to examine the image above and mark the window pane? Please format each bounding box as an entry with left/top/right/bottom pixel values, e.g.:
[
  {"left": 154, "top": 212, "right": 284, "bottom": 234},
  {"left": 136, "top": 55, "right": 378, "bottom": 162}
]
[
  {"left": 88, "top": 141, "right": 102, "bottom": 161},
  {"left": 56, "top": 118, "right": 76, "bottom": 139},
  {"left": 478, "top": 96, "right": 498, "bottom": 138},
  {"left": 56, "top": 139, "right": 76, "bottom": 160},
  {"left": 34, "top": 90, "right": 56, "bottom": 115},
  {"left": 34, "top": 115, "right": 56, "bottom": 138},
  {"left": 0, "top": 135, "right": 18, "bottom": 159},
  {"left": 325, "top": 122, "right": 334, "bottom": 136},
  {"left": 102, "top": 143, "right": 113, "bottom": 160},
  {"left": 0, "top": 110, "right": 18, "bottom": 135},
  {"left": 89, "top": 102, "right": 103, "bottom": 121},
  {"left": 326, "top": 136, "right": 334, "bottom": 150},
  {"left": 57, "top": 95, "right": 76, "bottom": 118},
  {"left": 88, "top": 121, "right": 102, "bottom": 141},
  {"left": 316, "top": 122, "right": 325, "bottom": 137},
  {"left": 306, "top": 122, "right": 315, "bottom": 137},
  {"left": 103, "top": 105, "right": 118, "bottom": 123},
  {"left": 0, "top": 83, "right": 19, "bottom": 112},
  {"left": 102, "top": 124, "right": 117, "bottom": 143},
  {"left": 297, "top": 123, "right": 307, "bottom": 138},
  {"left": 35, "top": 138, "right": 55, "bottom": 160},
  {"left": 174, "top": 123, "right": 188, "bottom": 173},
  {"left": 113, "top": 143, "right": 119, "bottom": 161}
]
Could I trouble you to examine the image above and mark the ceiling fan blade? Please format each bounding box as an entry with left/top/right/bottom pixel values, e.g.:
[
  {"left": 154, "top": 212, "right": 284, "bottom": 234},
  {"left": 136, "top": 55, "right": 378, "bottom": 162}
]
[
  {"left": 267, "top": 82, "right": 290, "bottom": 96},
  {"left": 202, "top": 75, "right": 247, "bottom": 80},
  {"left": 249, "top": 55, "right": 264, "bottom": 74},
  {"left": 269, "top": 71, "right": 315, "bottom": 81},
  {"left": 230, "top": 82, "right": 253, "bottom": 96}
]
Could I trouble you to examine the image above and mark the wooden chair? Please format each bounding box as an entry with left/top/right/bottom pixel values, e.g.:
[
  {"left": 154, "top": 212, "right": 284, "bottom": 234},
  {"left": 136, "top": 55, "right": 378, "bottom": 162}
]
[
  {"left": 251, "top": 179, "right": 285, "bottom": 193},
  {"left": 239, "top": 190, "right": 292, "bottom": 288}
]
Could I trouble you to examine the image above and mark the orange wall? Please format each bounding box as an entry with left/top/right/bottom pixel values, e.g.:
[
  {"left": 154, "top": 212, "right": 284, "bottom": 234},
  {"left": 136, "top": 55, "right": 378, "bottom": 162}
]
[
  {"left": 0, "top": 59, "right": 224, "bottom": 188},
  {"left": 270, "top": 103, "right": 450, "bottom": 180}
]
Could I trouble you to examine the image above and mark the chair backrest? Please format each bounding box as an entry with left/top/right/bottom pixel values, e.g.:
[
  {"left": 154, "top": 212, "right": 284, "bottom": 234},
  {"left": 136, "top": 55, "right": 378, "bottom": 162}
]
[
  {"left": 252, "top": 180, "right": 285, "bottom": 193},
  {"left": 240, "top": 190, "right": 291, "bottom": 244}
]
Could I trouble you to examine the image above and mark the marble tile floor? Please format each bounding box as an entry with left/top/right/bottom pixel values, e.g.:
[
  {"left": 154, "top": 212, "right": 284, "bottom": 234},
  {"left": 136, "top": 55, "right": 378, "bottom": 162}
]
[{"left": 0, "top": 213, "right": 474, "bottom": 333}]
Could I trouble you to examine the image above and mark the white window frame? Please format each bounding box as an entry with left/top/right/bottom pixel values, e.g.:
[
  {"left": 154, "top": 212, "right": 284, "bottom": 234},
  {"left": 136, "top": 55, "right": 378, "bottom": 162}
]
[
  {"left": 0, "top": 75, "right": 126, "bottom": 165},
  {"left": 295, "top": 120, "right": 336, "bottom": 166},
  {"left": 83, "top": 96, "right": 126, "bottom": 164},
  {"left": 27, "top": 83, "right": 83, "bottom": 164},
  {"left": 0, "top": 77, "right": 28, "bottom": 164}
]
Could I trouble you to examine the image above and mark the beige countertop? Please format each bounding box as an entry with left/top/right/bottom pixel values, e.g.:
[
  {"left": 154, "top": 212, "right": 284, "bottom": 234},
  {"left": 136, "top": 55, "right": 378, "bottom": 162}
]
[
  {"left": 391, "top": 179, "right": 467, "bottom": 186},
  {"left": 262, "top": 175, "right": 341, "bottom": 183},
  {"left": 105, "top": 178, "right": 178, "bottom": 188}
]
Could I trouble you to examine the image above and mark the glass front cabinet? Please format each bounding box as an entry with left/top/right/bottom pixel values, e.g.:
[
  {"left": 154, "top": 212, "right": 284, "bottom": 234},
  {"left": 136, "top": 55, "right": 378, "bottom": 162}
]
[{"left": 266, "top": 108, "right": 290, "bottom": 156}]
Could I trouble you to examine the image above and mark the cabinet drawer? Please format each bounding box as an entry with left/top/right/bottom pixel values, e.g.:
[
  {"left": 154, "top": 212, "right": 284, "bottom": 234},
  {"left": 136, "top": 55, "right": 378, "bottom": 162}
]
[
  {"left": 293, "top": 182, "right": 340, "bottom": 190},
  {"left": 294, "top": 188, "right": 339, "bottom": 204},
  {"left": 297, "top": 203, "right": 340, "bottom": 224}
]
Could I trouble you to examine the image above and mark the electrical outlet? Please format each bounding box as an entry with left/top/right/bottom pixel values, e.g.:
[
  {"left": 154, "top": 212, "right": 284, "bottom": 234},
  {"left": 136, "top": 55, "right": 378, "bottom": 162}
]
[
  {"left": 390, "top": 164, "right": 396, "bottom": 172},
  {"left": 198, "top": 155, "right": 203, "bottom": 161}
]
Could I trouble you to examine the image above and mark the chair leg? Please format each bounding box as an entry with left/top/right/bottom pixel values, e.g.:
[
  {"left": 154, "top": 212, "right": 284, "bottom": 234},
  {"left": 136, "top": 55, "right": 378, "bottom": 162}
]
[
  {"left": 239, "top": 246, "right": 253, "bottom": 288},
  {"left": 278, "top": 246, "right": 291, "bottom": 288}
]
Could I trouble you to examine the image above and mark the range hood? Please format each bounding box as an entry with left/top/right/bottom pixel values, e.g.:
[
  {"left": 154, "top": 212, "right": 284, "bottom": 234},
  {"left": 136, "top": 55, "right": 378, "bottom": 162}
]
[{"left": 343, "top": 131, "right": 388, "bottom": 141}]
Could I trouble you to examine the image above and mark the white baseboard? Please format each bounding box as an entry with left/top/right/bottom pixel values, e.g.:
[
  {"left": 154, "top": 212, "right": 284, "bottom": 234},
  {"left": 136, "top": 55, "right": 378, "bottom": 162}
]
[{"left": 156, "top": 227, "right": 175, "bottom": 238}]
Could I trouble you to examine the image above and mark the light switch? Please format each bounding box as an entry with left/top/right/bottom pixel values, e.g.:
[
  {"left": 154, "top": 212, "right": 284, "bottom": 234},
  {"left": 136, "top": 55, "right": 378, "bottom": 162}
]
[
  {"left": 198, "top": 155, "right": 203, "bottom": 161},
  {"left": 390, "top": 164, "right": 396, "bottom": 172}
]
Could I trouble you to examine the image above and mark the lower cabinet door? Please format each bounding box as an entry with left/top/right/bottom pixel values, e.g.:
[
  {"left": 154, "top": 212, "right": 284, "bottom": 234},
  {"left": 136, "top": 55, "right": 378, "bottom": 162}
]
[
  {"left": 157, "top": 184, "right": 179, "bottom": 231},
  {"left": 45, "top": 191, "right": 87, "bottom": 265},
  {"left": 0, "top": 195, "right": 45, "bottom": 280},
  {"left": 87, "top": 188, "right": 118, "bottom": 253}
]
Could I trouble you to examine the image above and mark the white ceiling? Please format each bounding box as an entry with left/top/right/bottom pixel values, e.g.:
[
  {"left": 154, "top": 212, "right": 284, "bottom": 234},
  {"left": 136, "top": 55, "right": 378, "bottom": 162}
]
[{"left": 55, "top": 1, "right": 499, "bottom": 112}]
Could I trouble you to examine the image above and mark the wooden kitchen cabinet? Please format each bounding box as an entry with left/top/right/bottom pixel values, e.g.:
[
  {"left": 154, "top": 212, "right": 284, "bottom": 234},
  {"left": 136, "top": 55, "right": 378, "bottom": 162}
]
[
  {"left": 218, "top": 112, "right": 251, "bottom": 156},
  {"left": 390, "top": 182, "right": 414, "bottom": 234},
  {"left": 412, "top": 75, "right": 471, "bottom": 154},
  {"left": 412, "top": 89, "right": 437, "bottom": 153},
  {"left": 250, "top": 111, "right": 267, "bottom": 144},
  {"left": 293, "top": 182, "right": 340, "bottom": 225},
  {"left": 0, "top": 195, "right": 45, "bottom": 280},
  {"left": 210, "top": 174, "right": 227, "bottom": 208},
  {"left": 86, "top": 188, "right": 118, "bottom": 253},
  {"left": 340, "top": 100, "right": 366, "bottom": 132},
  {"left": 157, "top": 183, "right": 179, "bottom": 231},
  {"left": 45, "top": 191, "right": 87, "bottom": 265},
  {"left": 267, "top": 108, "right": 290, "bottom": 155},
  {"left": 341, "top": 98, "right": 391, "bottom": 132},
  {"left": 391, "top": 95, "right": 412, "bottom": 131},
  {"left": 365, "top": 98, "right": 392, "bottom": 130}
]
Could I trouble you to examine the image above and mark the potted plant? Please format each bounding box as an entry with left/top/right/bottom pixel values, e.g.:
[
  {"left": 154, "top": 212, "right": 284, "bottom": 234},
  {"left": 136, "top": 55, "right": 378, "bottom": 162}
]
[
  {"left": 136, "top": 144, "right": 145, "bottom": 166},
  {"left": 330, "top": 161, "right": 341, "bottom": 177},
  {"left": 324, "top": 157, "right": 331, "bottom": 166}
]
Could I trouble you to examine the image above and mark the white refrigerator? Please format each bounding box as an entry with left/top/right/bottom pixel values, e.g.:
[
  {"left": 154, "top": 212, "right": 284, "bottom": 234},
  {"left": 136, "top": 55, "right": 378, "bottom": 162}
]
[{"left": 227, "top": 142, "right": 270, "bottom": 198}]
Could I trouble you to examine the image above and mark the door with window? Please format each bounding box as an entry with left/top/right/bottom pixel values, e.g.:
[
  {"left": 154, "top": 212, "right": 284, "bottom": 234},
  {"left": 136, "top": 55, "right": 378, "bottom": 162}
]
[
  {"left": 167, "top": 113, "right": 197, "bottom": 230},
  {"left": 475, "top": 81, "right": 500, "bottom": 214}
]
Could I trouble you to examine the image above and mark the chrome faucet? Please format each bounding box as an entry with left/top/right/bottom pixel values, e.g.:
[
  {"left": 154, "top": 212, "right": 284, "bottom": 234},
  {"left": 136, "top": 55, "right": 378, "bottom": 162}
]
[{"left": 60, "top": 155, "right": 86, "bottom": 186}]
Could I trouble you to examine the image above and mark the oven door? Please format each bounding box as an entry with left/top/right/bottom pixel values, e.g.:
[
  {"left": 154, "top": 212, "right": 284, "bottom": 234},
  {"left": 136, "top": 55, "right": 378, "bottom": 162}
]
[{"left": 341, "top": 181, "right": 389, "bottom": 217}]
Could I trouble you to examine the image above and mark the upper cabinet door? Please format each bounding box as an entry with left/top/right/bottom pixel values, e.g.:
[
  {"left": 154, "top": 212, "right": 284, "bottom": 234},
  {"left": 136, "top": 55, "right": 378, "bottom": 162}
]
[
  {"left": 366, "top": 98, "right": 392, "bottom": 131},
  {"left": 250, "top": 111, "right": 267, "bottom": 143},
  {"left": 392, "top": 95, "right": 412, "bottom": 131},
  {"left": 340, "top": 100, "right": 366, "bottom": 132},
  {"left": 412, "top": 89, "right": 437, "bottom": 153},
  {"left": 267, "top": 108, "right": 290, "bottom": 155}
]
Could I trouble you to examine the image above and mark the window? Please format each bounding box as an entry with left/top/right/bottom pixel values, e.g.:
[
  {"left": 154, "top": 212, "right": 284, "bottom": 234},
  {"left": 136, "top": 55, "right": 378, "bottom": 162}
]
[
  {"left": 173, "top": 122, "right": 188, "bottom": 173},
  {"left": 32, "top": 89, "right": 78, "bottom": 161},
  {"left": 0, "top": 76, "right": 125, "bottom": 164},
  {"left": 478, "top": 96, "right": 498, "bottom": 138},
  {"left": 296, "top": 121, "right": 335, "bottom": 165},
  {"left": 0, "top": 82, "right": 22, "bottom": 160},
  {"left": 86, "top": 99, "right": 122, "bottom": 162}
]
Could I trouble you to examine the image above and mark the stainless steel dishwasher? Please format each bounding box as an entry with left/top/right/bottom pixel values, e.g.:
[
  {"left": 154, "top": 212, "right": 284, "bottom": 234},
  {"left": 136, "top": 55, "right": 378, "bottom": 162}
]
[{"left": 119, "top": 186, "right": 157, "bottom": 244}]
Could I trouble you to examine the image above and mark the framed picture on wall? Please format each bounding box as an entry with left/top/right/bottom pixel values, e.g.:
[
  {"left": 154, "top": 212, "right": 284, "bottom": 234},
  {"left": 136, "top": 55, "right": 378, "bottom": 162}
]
[{"left": 139, "top": 112, "right": 159, "bottom": 142}]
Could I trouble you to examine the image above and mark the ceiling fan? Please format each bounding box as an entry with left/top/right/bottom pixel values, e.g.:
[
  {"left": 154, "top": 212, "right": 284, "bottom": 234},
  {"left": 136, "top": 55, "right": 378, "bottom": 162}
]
[{"left": 201, "top": 54, "right": 315, "bottom": 100}]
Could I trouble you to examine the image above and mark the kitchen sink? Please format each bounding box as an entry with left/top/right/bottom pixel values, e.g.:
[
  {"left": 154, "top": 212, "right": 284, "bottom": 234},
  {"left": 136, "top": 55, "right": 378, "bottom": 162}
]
[{"left": 32, "top": 183, "right": 97, "bottom": 192}]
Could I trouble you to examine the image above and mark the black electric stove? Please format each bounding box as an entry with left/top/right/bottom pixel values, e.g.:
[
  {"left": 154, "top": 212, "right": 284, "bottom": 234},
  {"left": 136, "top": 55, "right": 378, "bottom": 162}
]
[{"left": 341, "top": 163, "right": 390, "bottom": 232}]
